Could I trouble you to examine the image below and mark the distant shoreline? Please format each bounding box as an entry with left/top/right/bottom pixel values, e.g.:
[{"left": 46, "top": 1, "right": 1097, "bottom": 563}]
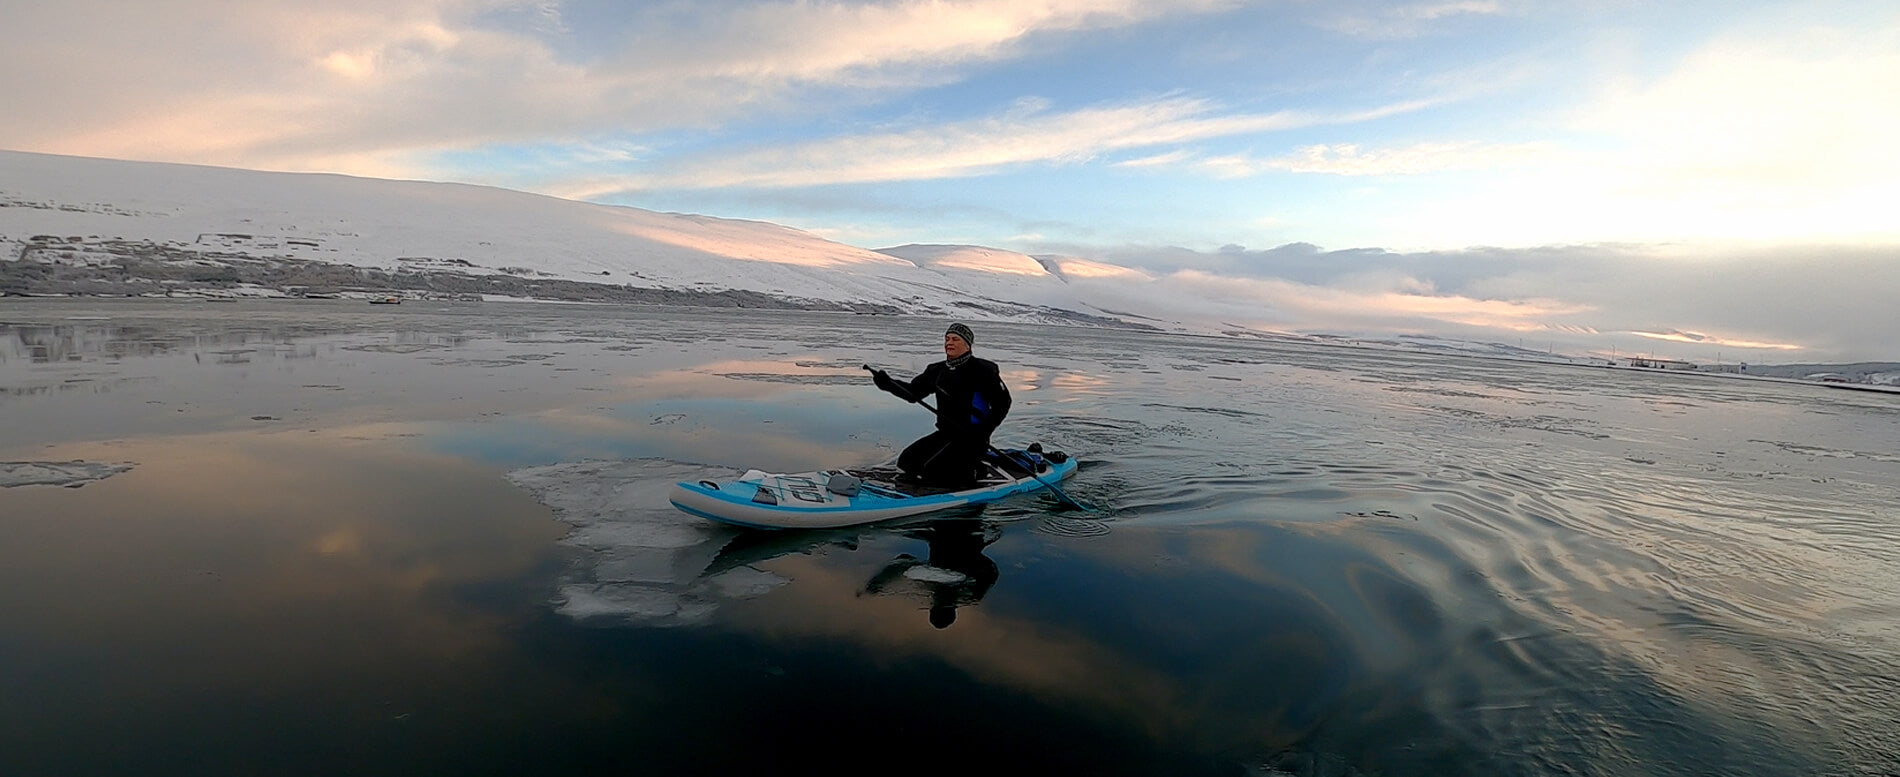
[{"left": 5, "top": 295, "right": 1894, "bottom": 396}]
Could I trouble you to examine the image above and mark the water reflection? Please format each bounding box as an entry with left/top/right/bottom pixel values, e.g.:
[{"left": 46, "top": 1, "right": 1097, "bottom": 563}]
[
  {"left": 0, "top": 429, "right": 565, "bottom": 775},
  {"left": 862, "top": 519, "right": 1001, "bottom": 629},
  {"left": 2, "top": 322, "right": 193, "bottom": 362},
  {"left": 3, "top": 300, "right": 1897, "bottom": 776}
]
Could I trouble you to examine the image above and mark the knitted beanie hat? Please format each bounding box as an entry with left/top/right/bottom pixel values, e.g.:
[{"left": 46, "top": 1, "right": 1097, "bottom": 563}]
[{"left": 946, "top": 322, "right": 975, "bottom": 347}]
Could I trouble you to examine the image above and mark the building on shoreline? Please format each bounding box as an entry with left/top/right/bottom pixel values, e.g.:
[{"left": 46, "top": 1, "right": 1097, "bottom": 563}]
[{"left": 1627, "top": 357, "right": 1698, "bottom": 370}]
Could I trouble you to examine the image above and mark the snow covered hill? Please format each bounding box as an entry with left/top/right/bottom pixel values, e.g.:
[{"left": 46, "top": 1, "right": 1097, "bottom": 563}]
[
  {"left": 0, "top": 150, "right": 1143, "bottom": 327},
  {"left": 875, "top": 244, "right": 1082, "bottom": 309},
  {"left": 9, "top": 150, "right": 1885, "bottom": 382}
]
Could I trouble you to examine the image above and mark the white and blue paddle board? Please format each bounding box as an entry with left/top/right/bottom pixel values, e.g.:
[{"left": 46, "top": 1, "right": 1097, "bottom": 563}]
[{"left": 670, "top": 446, "right": 1077, "bottom": 529}]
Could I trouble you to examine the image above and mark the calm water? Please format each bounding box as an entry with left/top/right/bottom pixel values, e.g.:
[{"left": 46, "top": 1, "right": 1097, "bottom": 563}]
[{"left": 3, "top": 299, "right": 1897, "bottom": 777}]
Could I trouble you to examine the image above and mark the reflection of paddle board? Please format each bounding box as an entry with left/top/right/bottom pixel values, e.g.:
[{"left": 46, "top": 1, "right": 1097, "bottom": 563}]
[{"left": 669, "top": 446, "right": 1077, "bottom": 529}]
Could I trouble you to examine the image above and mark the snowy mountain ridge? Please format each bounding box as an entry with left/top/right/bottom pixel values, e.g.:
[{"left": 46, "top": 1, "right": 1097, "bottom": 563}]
[
  {"left": 0, "top": 150, "right": 1137, "bottom": 328},
  {"left": 3, "top": 149, "right": 1892, "bottom": 384}
]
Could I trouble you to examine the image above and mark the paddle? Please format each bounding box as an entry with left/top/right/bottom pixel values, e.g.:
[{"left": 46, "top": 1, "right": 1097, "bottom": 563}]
[{"left": 862, "top": 365, "right": 1092, "bottom": 512}]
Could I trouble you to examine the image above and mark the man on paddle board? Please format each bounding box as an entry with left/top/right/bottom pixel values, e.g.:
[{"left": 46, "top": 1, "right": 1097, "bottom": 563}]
[{"left": 870, "top": 322, "right": 1012, "bottom": 488}]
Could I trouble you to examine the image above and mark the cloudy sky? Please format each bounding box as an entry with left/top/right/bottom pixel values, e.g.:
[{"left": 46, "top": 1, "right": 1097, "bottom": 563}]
[{"left": 4, "top": 0, "right": 1897, "bottom": 362}]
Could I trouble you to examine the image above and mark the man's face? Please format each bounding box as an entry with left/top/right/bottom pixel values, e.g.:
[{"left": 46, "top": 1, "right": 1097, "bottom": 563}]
[{"left": 944, "top": 333, "right": 970, "bottom": 359}]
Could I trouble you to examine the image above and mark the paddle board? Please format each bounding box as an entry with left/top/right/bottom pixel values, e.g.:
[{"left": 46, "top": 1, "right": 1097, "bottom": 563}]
[{"left": 669, "top": 446, "right": 1077, "bottom": 529}]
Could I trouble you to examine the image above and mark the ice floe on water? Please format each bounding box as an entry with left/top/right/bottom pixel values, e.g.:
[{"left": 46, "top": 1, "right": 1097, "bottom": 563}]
[
  {"left": 506, "top": 458, "right": 804, "bottom": 627},
  {"left": 0, "top": 460, "right": 134, "bottom": 488},
  {"left": 903, "top": 565, "right": 973, "bottom": 584}
]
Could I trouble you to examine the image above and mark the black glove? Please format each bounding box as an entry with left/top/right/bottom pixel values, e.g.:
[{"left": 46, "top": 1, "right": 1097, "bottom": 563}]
[{"left": 871, "top": 369, "right": 909, "bottom": 400}]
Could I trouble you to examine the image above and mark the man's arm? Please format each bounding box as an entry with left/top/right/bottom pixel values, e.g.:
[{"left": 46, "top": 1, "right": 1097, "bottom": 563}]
[
  {"left": 989, "top": 369, "right": 1012, "bottom": 426},
  {"left": 904, "top": 363, "right": 942, "bottom": 402}
]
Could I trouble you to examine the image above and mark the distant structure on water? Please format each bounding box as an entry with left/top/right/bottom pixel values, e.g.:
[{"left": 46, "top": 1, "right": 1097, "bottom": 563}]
[{"left": 1626, "top": 357, "right": 1699, "bottom": 371}]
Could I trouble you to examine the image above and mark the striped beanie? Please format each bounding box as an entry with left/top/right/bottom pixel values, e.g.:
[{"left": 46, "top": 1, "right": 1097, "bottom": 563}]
[{"left": 946, "top": 322, "right": 975, "bottom": 347}]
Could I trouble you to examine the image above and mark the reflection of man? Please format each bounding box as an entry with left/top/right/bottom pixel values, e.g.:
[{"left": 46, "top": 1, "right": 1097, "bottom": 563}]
[{"left": 862, "top": 520, "right": 1001, "bottom": 629}]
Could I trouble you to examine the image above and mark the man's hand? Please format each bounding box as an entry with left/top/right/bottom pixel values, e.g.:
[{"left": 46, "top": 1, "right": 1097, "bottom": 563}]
[
  {"left": 865, "top": 364, "right": 922, "bottom": 403},
  {"left": 871, "top": 368, "right": 909, "bottom": 399}
]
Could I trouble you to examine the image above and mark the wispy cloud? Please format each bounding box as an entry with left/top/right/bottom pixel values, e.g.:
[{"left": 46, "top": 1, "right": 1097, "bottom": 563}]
[
  {"left": 564, "top": 95, "right": 1442, "bottom": 196},
  {"left": 1628, "top": 329, "right": 1804, "bottom": 351},
  {"left": 1114, "top": 150, "right": 1197, "bottom": 168},
  {"left": 1315, "top": 0, "right": 1509, "bottom": 40},
  {"left": 613, "top": 0, "right": 1244, "bottom": 85},
  {"left": 0, "top": 0, "right": 1243, "bottom": 174},
  {"left": 1148, "top": 141, "right": 1551, "bottom": 178}
]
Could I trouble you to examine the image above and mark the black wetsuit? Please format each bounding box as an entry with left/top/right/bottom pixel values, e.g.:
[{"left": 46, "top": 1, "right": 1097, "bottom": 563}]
[{"left": 875, "top": 356, "right": 1011, "bottom": 487}]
